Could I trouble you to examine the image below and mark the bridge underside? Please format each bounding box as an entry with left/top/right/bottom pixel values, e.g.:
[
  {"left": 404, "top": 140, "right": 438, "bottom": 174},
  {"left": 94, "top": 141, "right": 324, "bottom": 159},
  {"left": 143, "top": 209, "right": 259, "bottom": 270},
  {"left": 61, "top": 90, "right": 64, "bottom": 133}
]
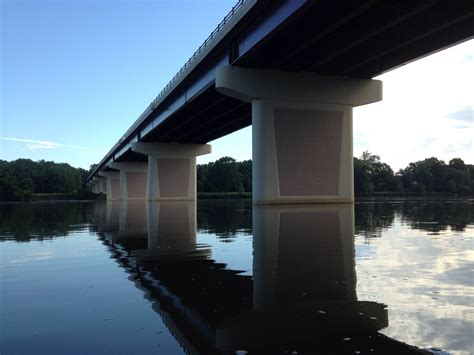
[
  {"left": 238, "top": 0, "right": 473, "bottom": 77},
  {"left": 90, "top": 0, "right": 474, "bottom": 203},
  {"left": 112, "top": 0, "right": 474, "bottom": 162}
]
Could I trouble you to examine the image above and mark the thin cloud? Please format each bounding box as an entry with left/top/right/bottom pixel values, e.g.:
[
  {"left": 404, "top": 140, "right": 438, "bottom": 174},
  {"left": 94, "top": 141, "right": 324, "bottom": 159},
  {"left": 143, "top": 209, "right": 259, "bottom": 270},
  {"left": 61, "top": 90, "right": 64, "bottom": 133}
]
[
  {"left": 464, "top": 53, "right": 474, "bottom": 61},
  {"left": 26, "top": 144, "right": 57, "bottom": 150},
  {"left": 1, "top": 137, "right": 103, "bottom": 152},
  {"left": 446, "top": 106, "right": 473, "bottom": 124}
]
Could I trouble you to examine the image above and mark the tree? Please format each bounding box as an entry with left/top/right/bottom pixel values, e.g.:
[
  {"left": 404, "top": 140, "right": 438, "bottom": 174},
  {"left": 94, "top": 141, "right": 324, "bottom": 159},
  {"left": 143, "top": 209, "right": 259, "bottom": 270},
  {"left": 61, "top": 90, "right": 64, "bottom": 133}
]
[
  {"left": 399, "top": 157, "right": 447, "bottom": 193},
  {"left": 414, "top": 182, "right": 427, "bottom": 195},
  {"left": 354, "top": 157, "right": 371, "bottom": 195},
  {"left": 197, "top": 158, "right": 253, "bottom": 193},
  {"left": 238, "top": 160, "right": 252, "bottom": 192},
  {"left": 354, "top": 151, "right": 397, "bottom": 193},
  {"left": 445, "top": 179, "right": 457, "bottom": 194},
  {"left": 449, "top": 158, "right": 465, "bottom": 171},
  {"left": 0, "top": 159, "right": 91, "bottom": 201}
]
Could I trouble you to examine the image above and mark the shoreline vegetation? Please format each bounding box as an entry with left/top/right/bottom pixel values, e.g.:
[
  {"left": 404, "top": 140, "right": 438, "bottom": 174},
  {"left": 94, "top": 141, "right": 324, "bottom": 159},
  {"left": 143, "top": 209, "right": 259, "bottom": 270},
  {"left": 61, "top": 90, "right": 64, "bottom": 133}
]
[
  {"left": 1, "top": 152, "right": 473, "bottom": 202},
  {"left": 2, "top": 192, "right": 471, "bottom": 204}
]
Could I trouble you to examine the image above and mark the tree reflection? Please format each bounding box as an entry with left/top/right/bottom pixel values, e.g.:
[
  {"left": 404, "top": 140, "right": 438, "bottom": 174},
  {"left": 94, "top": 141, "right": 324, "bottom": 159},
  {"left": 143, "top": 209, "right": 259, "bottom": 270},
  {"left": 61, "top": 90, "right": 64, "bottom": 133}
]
[
  {"left": 400, "top": 199, "right": 473, "bottom": 233},
  {"left": 0, "top": 202, "right": 92, "bottom": 242},
  {"left": 197, "top": 199, "right": 252, "bottom": 238},
  {"left": 355, "top": 201, "right": 396, "bottom": 238},
  {"left": 1, "top": 198, "right": 472, "bottom": 244},
  {"left": 354, "top": 198, "right": 473, "bottom": 238}
]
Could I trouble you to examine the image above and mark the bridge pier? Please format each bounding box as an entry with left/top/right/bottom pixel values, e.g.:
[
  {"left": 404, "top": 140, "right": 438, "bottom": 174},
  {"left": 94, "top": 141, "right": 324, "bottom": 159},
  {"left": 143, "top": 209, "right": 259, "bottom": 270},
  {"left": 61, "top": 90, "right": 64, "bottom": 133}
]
[
  {"left": 132, "top": 142, "right": 211, "bottom": 201},
  {"left": 98, "top": 171, "right": 120, "bottom": 200},
  {"left": 109, "top": 162, "right": 148, "bottom": 200},
  {"left": 216, "top": 66, "right": 382, "bottom": 204},
  {"left": 90, "top": 182, "right": 99, "bottom": 194},
  {"left": 92, "top": 176, "right": 107, "bottom": 194}
]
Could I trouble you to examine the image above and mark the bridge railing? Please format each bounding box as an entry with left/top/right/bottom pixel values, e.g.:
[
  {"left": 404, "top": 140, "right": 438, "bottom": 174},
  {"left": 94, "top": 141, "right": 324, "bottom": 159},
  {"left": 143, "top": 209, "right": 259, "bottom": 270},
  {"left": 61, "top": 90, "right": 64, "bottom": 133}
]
[
  {"left": 158, "top": 0, "right": 246, "bottom": 99},
  {"left": 137, "top": 0, "right": 248, "bottom": 121},
  {"left": 88, "top": 0, "right": 249, "bottom": 181}
]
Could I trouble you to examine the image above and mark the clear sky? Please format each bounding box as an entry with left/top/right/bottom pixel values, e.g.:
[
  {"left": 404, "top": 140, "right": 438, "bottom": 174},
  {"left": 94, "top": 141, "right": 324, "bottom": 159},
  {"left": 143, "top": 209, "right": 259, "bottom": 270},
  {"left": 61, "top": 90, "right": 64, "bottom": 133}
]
[{"left": 1, "top": 0, "right": 472, "bottom": 171}]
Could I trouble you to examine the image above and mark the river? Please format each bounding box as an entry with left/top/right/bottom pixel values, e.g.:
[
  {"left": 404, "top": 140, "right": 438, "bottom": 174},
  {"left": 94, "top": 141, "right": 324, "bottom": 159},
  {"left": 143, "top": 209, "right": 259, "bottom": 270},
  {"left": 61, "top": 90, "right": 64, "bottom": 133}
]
[{"left": 0, "top": 198, "right": 472, "bottom": 354}]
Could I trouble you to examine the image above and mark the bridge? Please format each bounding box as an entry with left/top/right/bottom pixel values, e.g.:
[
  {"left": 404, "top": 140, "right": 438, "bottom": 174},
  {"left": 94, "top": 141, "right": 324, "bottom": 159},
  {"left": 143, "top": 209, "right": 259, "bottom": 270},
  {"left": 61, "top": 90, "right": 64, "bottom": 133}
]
[{"left": 87, "top": 0, "right": 474, "bottom": 204}]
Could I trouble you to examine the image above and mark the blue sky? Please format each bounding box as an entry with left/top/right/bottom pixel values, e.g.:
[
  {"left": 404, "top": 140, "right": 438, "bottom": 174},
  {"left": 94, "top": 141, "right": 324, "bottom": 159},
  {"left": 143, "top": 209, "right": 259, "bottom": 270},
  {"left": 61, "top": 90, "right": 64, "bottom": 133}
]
[{"left": 1, "top": 0, "right": 472, "bottom": 170}]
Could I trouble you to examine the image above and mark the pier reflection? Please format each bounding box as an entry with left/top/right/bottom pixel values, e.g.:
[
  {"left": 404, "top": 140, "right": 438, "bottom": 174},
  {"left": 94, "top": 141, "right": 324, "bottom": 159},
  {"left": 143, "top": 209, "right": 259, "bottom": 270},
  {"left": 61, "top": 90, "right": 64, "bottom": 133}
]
[{"left": 95, "top": 201, "right": 426, "bottom": 354}]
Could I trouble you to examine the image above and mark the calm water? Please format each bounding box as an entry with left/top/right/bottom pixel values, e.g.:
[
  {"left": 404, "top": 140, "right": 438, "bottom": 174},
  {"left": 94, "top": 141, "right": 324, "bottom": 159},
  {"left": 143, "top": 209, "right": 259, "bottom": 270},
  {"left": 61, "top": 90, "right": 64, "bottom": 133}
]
[{"left": 0, "top": 199, "right": 472, "bottom": 354}]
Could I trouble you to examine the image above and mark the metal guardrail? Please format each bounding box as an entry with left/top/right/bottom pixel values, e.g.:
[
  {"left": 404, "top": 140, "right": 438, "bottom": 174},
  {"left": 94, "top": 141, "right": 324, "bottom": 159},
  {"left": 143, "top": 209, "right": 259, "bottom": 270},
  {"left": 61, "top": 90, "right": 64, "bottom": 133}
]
[
  {"left": 138, "top": 0, "right": 248, "bottom": 120},
  {"left": 158, "top": 0, "right": 246, "bottom": 97},
  {"left": 88, "top": 0, "right": 248, "bottom": 181}
]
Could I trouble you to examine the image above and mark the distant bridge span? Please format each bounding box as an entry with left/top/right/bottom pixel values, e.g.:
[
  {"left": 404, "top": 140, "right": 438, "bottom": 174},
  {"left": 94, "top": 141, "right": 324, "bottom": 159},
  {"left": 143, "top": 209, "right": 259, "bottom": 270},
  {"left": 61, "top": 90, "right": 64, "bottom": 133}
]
[{"left": 88, "top": 0, "right": 474, "bottom": 204}]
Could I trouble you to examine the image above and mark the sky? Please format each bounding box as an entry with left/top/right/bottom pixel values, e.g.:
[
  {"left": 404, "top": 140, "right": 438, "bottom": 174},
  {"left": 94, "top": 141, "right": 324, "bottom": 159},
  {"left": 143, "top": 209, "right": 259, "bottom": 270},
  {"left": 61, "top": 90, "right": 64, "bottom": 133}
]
[{"left": 1, "top": 0, "right": 473, "bottom": 171}]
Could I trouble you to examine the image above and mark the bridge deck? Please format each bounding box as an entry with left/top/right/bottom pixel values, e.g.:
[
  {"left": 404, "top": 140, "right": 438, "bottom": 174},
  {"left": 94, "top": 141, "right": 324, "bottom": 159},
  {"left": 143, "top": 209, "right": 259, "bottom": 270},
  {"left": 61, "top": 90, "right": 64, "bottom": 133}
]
[{"left": 89, "top": 0, "right": 474, "bottom": 179}]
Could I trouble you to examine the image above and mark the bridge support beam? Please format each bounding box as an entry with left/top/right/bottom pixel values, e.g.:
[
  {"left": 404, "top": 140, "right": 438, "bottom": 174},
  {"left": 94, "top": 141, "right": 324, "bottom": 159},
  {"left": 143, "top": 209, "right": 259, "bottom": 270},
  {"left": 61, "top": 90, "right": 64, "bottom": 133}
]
[
  {"left": 90, "top": 182, "right": 99, "bottom": 194},
  {"left": 216, "top": 66, "right": 382, "bottom": 204},
  {"left": 109, "top": 162, "right": 148, "bottom": 200},
  {"left": 98, "top": 171, "right": 120, "bottom": 200},
  {"left": 92, "top": 176, "right": 107, "bottom": 194},
  {"left": 132, "top": 143, "right": 211, "bottom": 201}
]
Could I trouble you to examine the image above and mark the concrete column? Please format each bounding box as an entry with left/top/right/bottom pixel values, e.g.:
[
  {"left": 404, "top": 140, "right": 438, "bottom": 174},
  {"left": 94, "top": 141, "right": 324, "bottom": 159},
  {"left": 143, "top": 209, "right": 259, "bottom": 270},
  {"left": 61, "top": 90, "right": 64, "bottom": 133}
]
[
  {"left": 216, "top": 66, "right": 382, "bottom": 204},
  {"left": 92, "top": 176, "right": 107, "bottom": 193},
  {"left": 98, "top": 171, "right": 120, "bottom": 200},
  {"left": 91, "top": 182, "right": 99, "bottom": 194},
  {"left": 109, "top": 162, "right": 148, "bottom": 201},
  {"left": 132, "top": 142, "right": 211, "bottom": 201}
]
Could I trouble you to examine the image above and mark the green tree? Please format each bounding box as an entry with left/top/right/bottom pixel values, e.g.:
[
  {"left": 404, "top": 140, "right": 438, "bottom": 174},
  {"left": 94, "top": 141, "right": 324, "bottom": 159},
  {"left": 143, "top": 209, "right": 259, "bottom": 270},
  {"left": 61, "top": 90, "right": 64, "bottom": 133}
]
[
  {"left": 238, "top": 160, "right": 252, "bottom": 192},
  {"left": 0, "top": 159, "right": 91, "bottom": 200},
  {"left": 354, "top": 152, "right": 397, "bottom": 193},
  {"left": 354, "top": 157, "right": 371, "bottom": 195},
  {"left": 445, "top": 179, "right": 457, "bottom": 194}
]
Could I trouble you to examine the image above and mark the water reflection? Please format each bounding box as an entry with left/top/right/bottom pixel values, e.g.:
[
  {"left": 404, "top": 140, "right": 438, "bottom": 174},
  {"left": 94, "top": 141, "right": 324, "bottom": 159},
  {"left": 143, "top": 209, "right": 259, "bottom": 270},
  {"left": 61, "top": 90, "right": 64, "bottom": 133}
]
[
  {"left": 399, "top": 199, "right": 473, "bottom": 233},
  {"left": 2, "top": 198, "right": 471, "bottom": 242},
  {"left": 221, "top": 204, "right": 394, "bottom": 353},
  {"left": 354, "top": 198, "right": 473, "bottom": 239},
  {"left": 197, "top": 199, "right": 252, "bottom": 238},
  {"left": 1, "top": 199, "right": 471, "bottom": 353},
  {"left": 0, "top": 202, "right": 92, "bottom": 242},
  {"left": 95, "top": 201, "right": 427, "bottom": 354}
]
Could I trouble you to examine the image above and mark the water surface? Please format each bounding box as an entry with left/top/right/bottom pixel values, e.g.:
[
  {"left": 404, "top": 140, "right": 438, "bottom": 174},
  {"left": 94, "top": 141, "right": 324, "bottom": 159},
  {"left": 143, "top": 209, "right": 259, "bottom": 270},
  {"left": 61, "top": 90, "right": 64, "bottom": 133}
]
[{"left": 0, "top": 199, "right": 472, "bottom": 354}]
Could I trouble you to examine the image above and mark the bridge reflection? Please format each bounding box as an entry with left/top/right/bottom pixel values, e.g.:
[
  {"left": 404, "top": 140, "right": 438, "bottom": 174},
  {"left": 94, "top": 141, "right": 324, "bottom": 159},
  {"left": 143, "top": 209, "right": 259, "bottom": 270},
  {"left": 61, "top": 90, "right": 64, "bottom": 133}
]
[{"left": 95, "top": 201, "right": 427, "bottom": 354}]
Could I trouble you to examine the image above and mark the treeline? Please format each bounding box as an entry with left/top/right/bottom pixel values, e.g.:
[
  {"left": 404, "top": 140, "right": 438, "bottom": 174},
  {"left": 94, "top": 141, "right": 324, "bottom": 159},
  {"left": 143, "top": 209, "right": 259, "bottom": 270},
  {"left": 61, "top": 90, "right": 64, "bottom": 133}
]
[
  {"left": 0, "top": 159, "right": 92, "bottom": 201},
  {"left": 1, "top": 153, "right": 473, "bottom": 201},
  {"left": 197, "top": 157, "right": 252, "bottom": 193},
  {"left": 354, "top": 152, "right": 474, "bottom": 196},
  {"left": 197, "top": 153, "right": 474, "bottom": 196}
]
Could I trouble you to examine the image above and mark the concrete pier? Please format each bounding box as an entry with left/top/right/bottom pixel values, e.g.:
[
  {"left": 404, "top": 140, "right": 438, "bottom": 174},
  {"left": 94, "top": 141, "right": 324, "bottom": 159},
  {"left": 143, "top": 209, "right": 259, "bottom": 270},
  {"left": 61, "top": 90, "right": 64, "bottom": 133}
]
[
  {"left": 132, "top": 142, "right": 211, "bottom": 201},
  {"left": 216, "top": 66, "right": 382, "bottom": 204}
]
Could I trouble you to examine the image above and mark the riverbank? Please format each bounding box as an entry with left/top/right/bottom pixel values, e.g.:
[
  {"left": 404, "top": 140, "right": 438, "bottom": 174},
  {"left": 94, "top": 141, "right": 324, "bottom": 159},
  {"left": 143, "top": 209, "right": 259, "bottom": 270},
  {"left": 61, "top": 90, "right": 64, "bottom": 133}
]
[
  {"left": 32, "top": 192, "right": 103, "bottom": 202},
  {"left": 2, "top": 191, "right": 471, "bottom": 203},
  {"left": 197, "top": 192, "right": 252, "bottom": 199}
]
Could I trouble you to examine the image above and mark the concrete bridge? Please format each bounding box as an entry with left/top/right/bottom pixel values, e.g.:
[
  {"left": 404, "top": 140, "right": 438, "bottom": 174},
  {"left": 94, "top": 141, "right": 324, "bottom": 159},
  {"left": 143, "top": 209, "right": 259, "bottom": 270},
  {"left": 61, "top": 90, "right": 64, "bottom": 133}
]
[{"left": 87, "top": 0, "right": 474, "bottom": 204}]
